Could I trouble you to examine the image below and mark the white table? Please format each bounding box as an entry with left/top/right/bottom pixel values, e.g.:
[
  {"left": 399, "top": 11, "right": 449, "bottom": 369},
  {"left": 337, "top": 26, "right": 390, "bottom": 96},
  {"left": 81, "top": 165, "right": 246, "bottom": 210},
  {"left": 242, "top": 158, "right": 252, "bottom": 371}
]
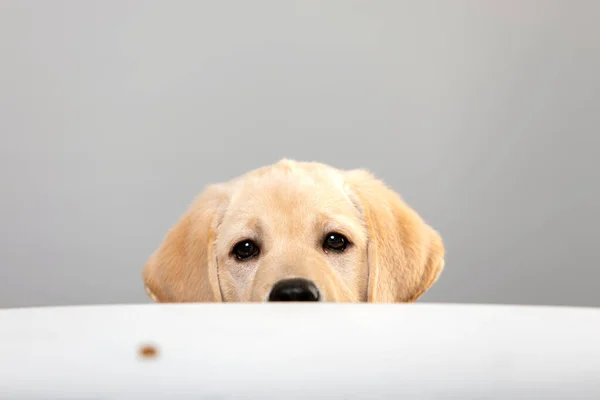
[{"left": 1, "top": 303, "right": 599, "bottom": 399}]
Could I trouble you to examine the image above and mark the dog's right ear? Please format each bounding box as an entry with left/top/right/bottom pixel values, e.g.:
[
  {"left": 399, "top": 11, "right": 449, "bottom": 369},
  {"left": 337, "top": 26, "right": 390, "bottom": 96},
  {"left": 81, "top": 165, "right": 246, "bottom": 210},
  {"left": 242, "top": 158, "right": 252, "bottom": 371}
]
[
  {"left": 344, "top": 169, "right": 445, "bottom": 303},
  {"left": 142, "top": 184, "right": 230, "bottom": 303}
]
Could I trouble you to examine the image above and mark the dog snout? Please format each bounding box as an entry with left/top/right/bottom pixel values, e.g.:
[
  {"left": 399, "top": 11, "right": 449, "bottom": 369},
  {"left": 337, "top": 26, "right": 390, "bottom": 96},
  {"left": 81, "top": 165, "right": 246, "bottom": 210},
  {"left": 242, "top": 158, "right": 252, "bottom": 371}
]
[{"left": 268, "top": 278, "right": 320, "bottom": 302}]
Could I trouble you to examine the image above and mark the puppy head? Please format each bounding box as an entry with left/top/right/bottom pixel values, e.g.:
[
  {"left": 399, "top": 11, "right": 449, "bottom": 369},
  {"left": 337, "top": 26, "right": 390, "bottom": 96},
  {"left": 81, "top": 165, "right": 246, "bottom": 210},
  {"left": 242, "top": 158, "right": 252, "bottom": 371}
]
[{"left": 142, "top": 159, "right": 444, "bottom": 303}]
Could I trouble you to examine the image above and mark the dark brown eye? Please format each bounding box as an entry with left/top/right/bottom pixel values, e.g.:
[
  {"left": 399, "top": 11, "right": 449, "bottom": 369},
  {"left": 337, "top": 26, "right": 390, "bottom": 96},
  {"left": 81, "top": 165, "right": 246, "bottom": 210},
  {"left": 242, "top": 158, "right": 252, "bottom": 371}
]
[
  {"left": 232, "top": 240, "right": 259, "bottom": 261},
  {"left": 323, "top": 232, "right": 348, "bottom": 252}
]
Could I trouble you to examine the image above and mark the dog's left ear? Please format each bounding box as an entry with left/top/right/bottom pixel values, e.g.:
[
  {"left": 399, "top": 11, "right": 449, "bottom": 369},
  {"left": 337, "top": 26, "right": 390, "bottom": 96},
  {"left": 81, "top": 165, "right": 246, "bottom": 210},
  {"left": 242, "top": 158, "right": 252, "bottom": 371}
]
[
  {"left": 142, "top": 184, "right": 230, "bottom": 303},
  {"left": 345, "top": 170, "right": 445, "bottom": 303}
]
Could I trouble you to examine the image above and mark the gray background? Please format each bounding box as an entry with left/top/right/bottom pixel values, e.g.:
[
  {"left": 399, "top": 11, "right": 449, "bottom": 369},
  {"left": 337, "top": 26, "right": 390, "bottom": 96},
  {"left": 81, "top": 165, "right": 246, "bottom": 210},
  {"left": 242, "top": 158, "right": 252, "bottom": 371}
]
[{"left": 1, "top": 1, "right": 598, "bottom": 308}]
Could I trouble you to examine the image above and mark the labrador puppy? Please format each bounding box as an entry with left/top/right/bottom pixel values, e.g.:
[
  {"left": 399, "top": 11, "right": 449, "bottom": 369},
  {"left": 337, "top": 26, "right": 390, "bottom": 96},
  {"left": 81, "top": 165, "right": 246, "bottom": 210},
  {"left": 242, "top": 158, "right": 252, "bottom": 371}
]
[{"left": 142, "top": 159, "right": 444, "bottom": 303}]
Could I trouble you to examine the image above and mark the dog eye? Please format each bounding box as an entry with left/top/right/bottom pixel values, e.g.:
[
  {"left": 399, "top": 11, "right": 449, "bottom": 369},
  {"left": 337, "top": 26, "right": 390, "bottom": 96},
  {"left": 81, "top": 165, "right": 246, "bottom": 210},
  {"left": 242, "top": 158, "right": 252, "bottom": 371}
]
[
  {"left": 232, "top": 240, "right": 259, "bottom": 261},
  {"left": 323, "top": 232, "right": 349, "bottom": 252}
]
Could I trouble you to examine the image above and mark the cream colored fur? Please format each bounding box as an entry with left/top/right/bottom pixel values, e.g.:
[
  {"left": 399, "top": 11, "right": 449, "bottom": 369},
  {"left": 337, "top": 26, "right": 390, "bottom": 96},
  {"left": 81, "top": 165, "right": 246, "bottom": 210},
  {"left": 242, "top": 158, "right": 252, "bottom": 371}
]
[{"left": 142, "top": 159, "right": 444, "bottom": 303}]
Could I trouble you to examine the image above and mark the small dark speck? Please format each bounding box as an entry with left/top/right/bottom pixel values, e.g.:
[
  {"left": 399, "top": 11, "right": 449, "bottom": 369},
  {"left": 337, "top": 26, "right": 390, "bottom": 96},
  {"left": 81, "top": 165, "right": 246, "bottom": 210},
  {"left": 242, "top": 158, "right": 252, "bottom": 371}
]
[{"left": 139, "top": 344, "right": 159, "bottom": 359}]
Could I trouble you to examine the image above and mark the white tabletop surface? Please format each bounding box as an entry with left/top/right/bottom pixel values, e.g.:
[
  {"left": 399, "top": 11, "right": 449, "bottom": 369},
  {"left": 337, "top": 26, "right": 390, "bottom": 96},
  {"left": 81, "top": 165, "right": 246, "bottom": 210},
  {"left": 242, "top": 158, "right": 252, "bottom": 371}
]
[{"left": 0, "top": 303, "right": 599, "bottom": 399}]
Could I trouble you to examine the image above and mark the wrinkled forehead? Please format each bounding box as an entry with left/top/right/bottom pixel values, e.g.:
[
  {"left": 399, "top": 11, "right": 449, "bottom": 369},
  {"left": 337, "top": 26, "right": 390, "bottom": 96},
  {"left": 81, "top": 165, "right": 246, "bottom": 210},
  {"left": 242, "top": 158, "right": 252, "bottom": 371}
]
[{"left": 217, "top": 164, "right": 366, "bottom": 246}]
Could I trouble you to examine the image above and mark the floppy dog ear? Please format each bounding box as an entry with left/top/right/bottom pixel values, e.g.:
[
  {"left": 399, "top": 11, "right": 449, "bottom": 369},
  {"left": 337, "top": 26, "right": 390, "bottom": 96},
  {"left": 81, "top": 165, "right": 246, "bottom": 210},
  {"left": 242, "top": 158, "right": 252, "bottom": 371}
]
[
  {"left": 345, "top": 170, "right": 445, "bottom": 303},
  {"left": 142, "top": 184, "right": 230, "bottom": 302}
]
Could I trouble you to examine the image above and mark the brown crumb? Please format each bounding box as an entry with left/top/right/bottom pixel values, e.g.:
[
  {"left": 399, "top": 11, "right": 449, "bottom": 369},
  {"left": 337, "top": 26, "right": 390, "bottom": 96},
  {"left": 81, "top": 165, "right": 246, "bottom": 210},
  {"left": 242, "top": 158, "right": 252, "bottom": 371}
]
[{"left": 139, "top": 344, "right": 158, "bottom": 359}]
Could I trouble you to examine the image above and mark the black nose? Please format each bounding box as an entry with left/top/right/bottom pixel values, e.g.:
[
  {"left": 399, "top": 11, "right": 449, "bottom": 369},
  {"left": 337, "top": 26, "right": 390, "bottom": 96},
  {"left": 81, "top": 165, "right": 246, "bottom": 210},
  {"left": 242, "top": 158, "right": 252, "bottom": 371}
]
[{"left": 268, "top": 278, "right": 320, "bottom": 302}]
